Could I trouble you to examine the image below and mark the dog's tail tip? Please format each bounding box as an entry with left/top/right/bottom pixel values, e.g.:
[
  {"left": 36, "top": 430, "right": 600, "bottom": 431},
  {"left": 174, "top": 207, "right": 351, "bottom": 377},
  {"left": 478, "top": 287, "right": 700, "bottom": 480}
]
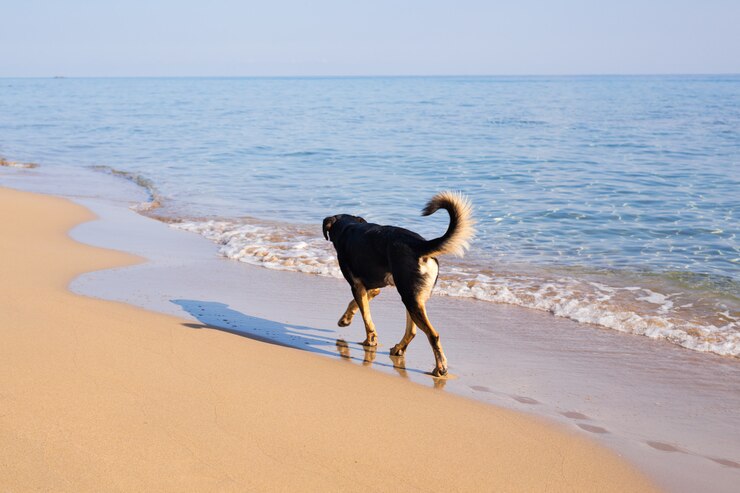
[{"left": 421, "top": 190, "right": 473, "bottom": 218}]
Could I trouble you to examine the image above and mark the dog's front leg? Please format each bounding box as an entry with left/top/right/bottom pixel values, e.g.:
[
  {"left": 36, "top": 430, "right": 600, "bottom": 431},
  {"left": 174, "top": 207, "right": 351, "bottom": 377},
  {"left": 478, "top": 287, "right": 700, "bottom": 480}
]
[
  {"left": 352, "top": 284, "right": 379, "bottom": 347},
  {"left": 338, "top": 289, "right": 380, "bottom": 327}
]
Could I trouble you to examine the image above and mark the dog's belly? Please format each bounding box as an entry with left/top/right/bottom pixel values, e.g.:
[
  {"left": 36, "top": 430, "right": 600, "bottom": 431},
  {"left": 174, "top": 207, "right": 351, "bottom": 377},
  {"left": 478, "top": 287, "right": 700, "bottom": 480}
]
[
  {"left": 359, "top": 272, "right": 394, "bottom": 290},
  {"left": 352, "top": 272, "right": 396, "bottom": 289},
  {"left": 345, "top": 250, "right": 395, "bottom": 290}
]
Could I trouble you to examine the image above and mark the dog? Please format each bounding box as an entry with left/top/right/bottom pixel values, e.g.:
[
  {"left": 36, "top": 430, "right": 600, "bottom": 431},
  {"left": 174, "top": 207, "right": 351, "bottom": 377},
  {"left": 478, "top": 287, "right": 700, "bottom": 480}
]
[{"left": 322, "top": 191, "right": 474, "bottom": 377}]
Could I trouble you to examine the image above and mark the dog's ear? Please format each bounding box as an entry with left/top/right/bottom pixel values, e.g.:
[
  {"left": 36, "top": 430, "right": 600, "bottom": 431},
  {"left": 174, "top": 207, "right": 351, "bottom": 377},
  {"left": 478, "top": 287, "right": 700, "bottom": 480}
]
[
  {"left": 355, "top": 216, "right": 367, "bottom": 224},
  {"left": 322, "top": 216, "right": 338, "bottom": 240}
]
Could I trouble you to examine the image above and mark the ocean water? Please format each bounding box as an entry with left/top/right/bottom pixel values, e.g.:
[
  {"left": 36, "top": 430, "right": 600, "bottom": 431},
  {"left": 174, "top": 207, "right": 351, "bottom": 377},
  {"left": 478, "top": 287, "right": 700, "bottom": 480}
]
[{"left": 1, "top": 75, "right": 738, "bottom": 356}]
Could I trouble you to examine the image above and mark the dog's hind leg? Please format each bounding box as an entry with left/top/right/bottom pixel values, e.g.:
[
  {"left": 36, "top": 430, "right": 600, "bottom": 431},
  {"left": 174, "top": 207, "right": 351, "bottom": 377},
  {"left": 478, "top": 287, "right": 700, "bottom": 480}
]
[
  {"left": 352, "top": 284, "right": 379, "bottom": 347},
  {"left": 338, "top": 288, "right": 380, "bottom": 327},
  {"left": 390, "top": 311, "right": 416, "bottom": 356},
  {"left": 406, "top": 302, "right": 448, "bottom": 377}
]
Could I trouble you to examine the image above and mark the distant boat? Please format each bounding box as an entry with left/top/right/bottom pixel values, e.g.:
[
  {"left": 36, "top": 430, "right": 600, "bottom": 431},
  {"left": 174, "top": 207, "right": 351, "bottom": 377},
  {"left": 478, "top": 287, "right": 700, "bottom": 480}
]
[{"left": 53, "top": 76, "right": 65, "bottom": 79}]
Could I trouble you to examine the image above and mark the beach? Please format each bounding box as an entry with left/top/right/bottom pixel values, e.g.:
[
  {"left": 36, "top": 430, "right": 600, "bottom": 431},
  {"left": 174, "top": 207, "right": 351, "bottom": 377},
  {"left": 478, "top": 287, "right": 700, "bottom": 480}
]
[
  {"left": 0, "top": 185, "right": 662, "bottom": 490},
  {"left": 3, "top": 0, "right": 739, "bottom": 487}
]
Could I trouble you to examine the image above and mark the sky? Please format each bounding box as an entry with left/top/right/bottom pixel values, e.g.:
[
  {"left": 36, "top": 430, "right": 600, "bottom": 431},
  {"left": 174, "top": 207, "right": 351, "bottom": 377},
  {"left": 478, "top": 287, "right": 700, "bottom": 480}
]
[{"left": 1, "top": 0, "right": 739, "bottom": 77}]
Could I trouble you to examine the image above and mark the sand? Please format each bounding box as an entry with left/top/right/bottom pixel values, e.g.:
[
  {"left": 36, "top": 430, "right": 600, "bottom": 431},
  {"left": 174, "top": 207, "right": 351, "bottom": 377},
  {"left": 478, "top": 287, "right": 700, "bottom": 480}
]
[{"left": 0, "top": 187, "right": 657, "bottom": 492}]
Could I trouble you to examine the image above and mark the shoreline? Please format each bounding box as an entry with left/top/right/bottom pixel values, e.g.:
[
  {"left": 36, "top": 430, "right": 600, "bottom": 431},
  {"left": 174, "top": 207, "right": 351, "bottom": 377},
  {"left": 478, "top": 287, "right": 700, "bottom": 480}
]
[
  {"left": 0, "top": 185, "right": 661, "bottom": 490},
  {"left": 3, "top": 161, "right": 737, "bottom": 358}
]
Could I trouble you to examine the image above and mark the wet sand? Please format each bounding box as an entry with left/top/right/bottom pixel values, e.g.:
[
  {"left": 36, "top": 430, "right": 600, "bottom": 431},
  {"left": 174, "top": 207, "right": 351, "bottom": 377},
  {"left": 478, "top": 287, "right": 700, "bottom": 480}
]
[{"left": 0, "top": 186, "right": 658, "bottom": 491}]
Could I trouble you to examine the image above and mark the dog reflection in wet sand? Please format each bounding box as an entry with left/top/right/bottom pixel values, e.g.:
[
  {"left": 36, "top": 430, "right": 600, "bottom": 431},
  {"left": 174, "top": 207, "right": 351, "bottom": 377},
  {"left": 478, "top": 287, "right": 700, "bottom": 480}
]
[
  {"left": 390, "top": 353, "right": 447, "bottom": 390},
  {"left": 324, "top": 191, "right": 474, "bottom": 377},
  {"left": 336, "top": 339, "right": 447, "bottom": 389},
  {"left": 336, "top": 338, "right": 376, "bottom": 366}
]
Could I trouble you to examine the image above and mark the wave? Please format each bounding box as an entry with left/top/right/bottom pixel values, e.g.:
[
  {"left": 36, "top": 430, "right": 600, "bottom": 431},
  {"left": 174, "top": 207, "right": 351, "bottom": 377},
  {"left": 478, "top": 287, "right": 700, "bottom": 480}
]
[
  {"left": 172, "top": 218, "right": 342, "bottom": 277},
  {"left": 89, "top": 165, "right": 162, "bottom": 212},
  {"left": 0, "top": 157, "right": 38, "bottom": 169}
]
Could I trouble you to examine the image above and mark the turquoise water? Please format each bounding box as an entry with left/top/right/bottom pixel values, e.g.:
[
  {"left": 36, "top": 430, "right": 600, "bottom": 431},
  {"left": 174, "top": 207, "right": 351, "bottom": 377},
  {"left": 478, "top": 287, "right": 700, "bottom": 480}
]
[{"left": 1, "top": 76, "right": 738, "bottom": 355}]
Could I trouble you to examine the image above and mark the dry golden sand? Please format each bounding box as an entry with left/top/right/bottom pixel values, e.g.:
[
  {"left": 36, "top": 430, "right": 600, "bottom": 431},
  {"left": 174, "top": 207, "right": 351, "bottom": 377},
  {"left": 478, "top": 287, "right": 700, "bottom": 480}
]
[{"left": 0, "top": 187, "right": 659, "bottom": 492}]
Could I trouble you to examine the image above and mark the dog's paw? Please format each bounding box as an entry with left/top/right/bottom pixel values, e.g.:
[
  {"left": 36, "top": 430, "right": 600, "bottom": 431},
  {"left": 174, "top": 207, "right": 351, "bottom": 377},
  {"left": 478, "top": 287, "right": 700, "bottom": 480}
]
[
  {"left": 361, "top": 336, "right": 378, "bottom": 347},
  {"left": 432, "top": 366, "right": 448, "bottom": 378},
  {"left": 390, "top": 345, "right": 404, "bottom": 356},
  {"left": 337, "top": 317, "right": 351, "bottom": 327}
]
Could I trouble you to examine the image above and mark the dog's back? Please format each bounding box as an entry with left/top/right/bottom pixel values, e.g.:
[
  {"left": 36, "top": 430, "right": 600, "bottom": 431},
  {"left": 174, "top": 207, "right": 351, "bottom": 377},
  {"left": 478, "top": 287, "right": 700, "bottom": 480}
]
[
  {"left": 324, "top": 191, "right": 474, "bottom": 263},
  {"left": 327, "top": 220, "right": 417, "bottom": 288}
]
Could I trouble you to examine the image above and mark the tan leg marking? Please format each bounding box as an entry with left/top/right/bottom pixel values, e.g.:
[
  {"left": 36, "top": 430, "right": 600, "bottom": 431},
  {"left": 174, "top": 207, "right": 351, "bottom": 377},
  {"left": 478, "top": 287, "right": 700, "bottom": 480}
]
[
  {"left": 407, "top": 301, "right": 448, "bottom": 377},
  {"left": 390, "top": 310, "right": 417, "bottom": 356},
  {"left": 338, "top": 288, "right": 379, "bottom": 327},
  {"left": 352, "top": 284, "right": 379, "bottom": 346},
  {"left": 337, "top": 299, "right": 358, "bottom": 327}
]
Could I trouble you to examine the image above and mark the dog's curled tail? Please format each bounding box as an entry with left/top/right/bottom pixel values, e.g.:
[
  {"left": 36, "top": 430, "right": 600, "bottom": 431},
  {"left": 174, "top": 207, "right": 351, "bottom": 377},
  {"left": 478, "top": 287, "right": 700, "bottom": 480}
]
[{"left": 418, "top": 191, "right": 475, "bottom": 257}]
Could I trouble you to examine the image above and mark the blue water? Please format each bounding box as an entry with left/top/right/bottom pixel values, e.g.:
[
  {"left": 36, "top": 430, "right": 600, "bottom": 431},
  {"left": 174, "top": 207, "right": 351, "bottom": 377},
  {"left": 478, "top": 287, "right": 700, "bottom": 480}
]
[{"left": 1, "top": 76, "right": 739, "bottom": 355}]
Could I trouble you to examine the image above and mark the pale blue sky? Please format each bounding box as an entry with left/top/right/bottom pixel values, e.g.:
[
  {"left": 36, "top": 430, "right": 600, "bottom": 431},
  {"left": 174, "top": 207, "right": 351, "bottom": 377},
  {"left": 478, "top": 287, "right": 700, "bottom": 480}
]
[{"left": 1, "top": 0, "right": 738, "bottom": 76}]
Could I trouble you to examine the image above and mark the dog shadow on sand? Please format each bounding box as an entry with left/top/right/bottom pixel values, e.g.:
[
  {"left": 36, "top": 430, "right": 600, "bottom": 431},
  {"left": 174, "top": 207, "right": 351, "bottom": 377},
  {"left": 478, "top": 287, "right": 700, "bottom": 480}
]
[{"left": 171, "top": 299, "right": 435, "bottom": 382}]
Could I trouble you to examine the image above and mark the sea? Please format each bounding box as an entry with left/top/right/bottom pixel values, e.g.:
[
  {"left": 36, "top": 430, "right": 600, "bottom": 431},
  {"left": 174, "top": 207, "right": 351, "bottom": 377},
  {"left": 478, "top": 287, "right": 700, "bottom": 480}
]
[{"left": 1, "top": 75, "right": 738, "bottom": 357}]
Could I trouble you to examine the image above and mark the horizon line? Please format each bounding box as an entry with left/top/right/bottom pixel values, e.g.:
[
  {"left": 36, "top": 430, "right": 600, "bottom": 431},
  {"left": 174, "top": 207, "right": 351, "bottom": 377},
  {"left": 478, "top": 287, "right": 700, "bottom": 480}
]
[{"left": 2, "top": 72, "right": 739, "bottom": 79}]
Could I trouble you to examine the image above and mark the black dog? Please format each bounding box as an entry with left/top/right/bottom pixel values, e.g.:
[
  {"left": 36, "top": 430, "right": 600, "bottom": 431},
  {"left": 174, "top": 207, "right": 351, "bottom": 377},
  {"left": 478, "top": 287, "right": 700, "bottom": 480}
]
[{"left": 322, "top": 191, "right": 474, "bottom": 377}]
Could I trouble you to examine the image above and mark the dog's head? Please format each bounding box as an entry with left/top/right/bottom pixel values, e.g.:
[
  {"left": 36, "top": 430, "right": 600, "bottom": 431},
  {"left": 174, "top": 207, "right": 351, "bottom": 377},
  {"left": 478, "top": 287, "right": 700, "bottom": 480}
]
[{"left": 322, "top": 214, "right": 366, "bottom": 241}]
